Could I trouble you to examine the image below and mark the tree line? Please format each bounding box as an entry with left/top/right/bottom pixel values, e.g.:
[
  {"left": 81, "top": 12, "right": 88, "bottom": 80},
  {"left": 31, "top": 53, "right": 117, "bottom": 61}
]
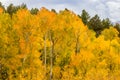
[{"left": 1, "top": 2, "right": 120, "bottom": 37}]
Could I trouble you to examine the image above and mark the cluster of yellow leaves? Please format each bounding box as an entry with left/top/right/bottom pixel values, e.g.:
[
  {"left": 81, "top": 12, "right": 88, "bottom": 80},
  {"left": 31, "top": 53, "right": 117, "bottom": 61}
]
[
  {"left": 0, "top": 7, "right": 3, "bottom": 14},
  {"left": 0, "top": 7, "right": 120, "bottom": 80}
]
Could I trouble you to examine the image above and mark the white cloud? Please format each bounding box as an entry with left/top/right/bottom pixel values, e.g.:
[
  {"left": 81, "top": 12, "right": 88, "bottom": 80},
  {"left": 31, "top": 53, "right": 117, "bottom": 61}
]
[
  {"left": 95, "top": 3, "right": 107, "bottom": 18},
  {"left": 0, "top": 0, "right": 9, "bottom": 6},
  {"left": 106, "top": 1, "right": 120, "bottom": 22}
]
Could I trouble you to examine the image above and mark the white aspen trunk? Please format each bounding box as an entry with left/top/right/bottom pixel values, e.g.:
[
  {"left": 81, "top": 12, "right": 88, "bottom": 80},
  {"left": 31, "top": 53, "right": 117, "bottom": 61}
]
[
  {"left": 44, "top": 33, "right": 47, "bottom": 79},
  {"left": 49, "top": 32, "right": 53, "bottom": 80}
]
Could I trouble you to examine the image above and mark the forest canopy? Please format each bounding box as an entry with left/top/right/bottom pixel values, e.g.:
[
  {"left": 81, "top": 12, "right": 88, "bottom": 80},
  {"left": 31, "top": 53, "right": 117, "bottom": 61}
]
[{"left": 0, "top": 2, "right": 120, "bottom": 80}]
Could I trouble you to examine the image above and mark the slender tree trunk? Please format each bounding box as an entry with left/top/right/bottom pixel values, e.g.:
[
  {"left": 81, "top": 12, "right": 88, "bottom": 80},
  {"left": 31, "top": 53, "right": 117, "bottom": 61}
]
[
  {"left": 44, "top": 33, "right": 47, "bottom": 79},
  {"left": 75, "top": 35, "right": 80, "bottom": 54},
  {"left": 49, "top": 32, "right": 53, "bottom": 80},
  {"left": 108, "top": 40, "right": 111, "bottom": 80}
]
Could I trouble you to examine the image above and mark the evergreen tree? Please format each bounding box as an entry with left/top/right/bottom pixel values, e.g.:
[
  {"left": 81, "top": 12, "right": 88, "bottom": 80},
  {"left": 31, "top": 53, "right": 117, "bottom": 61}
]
[
  {"left": 114, "top": 23, "right": 120, "bottom": 37},
  {"left": 102, "top": 18, "right": 112, "bottom": 29},
  {"left": 81, "top": 9, "right": 90, "bottom": 25},
  {"left": 30, "top": 8, "right": 39, "bottom": 15},
  {"left": 88, "top": 14, "right": 102, "bottom": 37}
]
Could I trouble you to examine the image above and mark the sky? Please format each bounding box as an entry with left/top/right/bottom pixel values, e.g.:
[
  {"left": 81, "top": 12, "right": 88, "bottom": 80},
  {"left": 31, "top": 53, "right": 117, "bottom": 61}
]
[{"left": 0, "top": 0, "right": 120, "bottom": 22}]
